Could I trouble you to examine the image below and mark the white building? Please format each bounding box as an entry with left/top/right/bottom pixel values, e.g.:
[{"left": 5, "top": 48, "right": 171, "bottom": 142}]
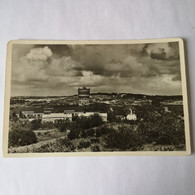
[
  {"left": 21, "top": 111, "right": 43, "bottom": 118},
  {"left": 126, "top": 109, "right": 137, "bottom": 121},
  {"left": 98, "top": 113, "right": 108, "bottom": 122},
  {"left": 42, "top": 113, "right": 72, "bottom": 123},
  {"left": 20, "top": 109, "right": 108, "bottom": 123}
]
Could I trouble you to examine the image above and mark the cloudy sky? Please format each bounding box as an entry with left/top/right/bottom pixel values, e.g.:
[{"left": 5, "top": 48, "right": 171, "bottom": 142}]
[{"left": 11, "top": 42, "right": 182, "bottom": 96}]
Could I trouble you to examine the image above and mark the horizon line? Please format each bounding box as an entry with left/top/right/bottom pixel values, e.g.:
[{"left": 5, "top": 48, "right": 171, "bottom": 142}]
[{"left": 10, "top": 92, "right": 183, "bottom": 97}]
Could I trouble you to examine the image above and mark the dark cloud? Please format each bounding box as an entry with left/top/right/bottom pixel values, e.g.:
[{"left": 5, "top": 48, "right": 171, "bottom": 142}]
[
  {"left": 151, "top": 49, "right": 166, "bottom": 60},
  {"left": 149, "top": 42, "right": 179, "bottom": 60}
]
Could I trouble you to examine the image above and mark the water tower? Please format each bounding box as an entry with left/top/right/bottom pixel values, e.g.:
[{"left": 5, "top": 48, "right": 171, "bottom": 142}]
[{"left": 78, "top": 87, "right": 90, "bottom": 105}]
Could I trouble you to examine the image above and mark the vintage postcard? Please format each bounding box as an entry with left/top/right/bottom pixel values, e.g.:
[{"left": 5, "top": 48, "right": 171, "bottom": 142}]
[{"left": 3, "top": 38, "right": 191, "bottom": 157}]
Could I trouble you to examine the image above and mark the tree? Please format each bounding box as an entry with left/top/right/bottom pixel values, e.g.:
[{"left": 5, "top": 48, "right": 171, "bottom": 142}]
[
  {"left": 89, "top": 114, "right": 104, "bottom": 128},
  {"left": 31, "top": 119, "right": 42, "bottom": 130},
  {"left": 74, "top": 114, "right": 104, "bottom": 130},
  {"left": 19, "top": 111, "right": 24, "bottom": 118},
  {"left": 107, "top": 112, "right": 116, "bottom": 122},
  {"left": 9, "top": 130, "right": 37, "bottom": 147},
  {"left": 10, "top": 111, "right": 18, "bottom": 122},
  {"left": 68, "top": 129, "right": 80, "bottom": 140},
  {"left": 78, "top": 140, "right": 91, "bottom": 149},
  {"left": 58, "top": 123, "right": 68, "bottom": 132},
  {"left": 95, "top": 126, "right": 110, "bottom": 137},
  {"left": 137, "top": 111, "right": 185, "bottom": 147},
  {"left": 86, "top": 129, "right": 95, "bottom": 137},
  {"left": 105, "top": 126, "right": 142, "bottom": 151}
]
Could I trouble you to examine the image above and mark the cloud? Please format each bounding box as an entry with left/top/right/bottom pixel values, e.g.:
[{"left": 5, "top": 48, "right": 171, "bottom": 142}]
[
  {"left": 172, "top": 74, "right": 181, "bottom": 81},
  {"left": 79, "top": 71, "right": 103, "bottom": 86},
  {"left": 26, "top": 46, "right": 52, "bottom": 61},
  {"left": 46, "top": 56, "right": 82, "bottom": 77},
  {"left": 146, "top": 42, "right": 179, "bottom": 60},
  {"left": 11, "top": 42, "right": 182, "bottom": 96},
  {"left": 69, "top": 43, "right": 180, "bottom": 80}
]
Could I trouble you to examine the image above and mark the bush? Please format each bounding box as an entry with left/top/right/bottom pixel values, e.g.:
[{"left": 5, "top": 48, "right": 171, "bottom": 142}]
[
  {"left": 10, "top": 121, "right": 31, "bottom": 132},
  {"left": 9, "top": 130, "right": 37, "bottom": 147},
  {"left": 89, "top": 114, "right": 104, "bottom": 128},
  {"left": 86, "top": 129, "right": 95, "bottom": 137},
  {"left": 68, "top": 129, "right": 80, "bottom": 140},
  {"left": 157, "top": 135, "right": 171, "bottom": 145},
  {"left": 40, "top": 122, "right": 55, "bottom": 129},
  {"left": 95, "top": 126, "right": 111, "bottom": 137},
  {"left": 80, "top": 131, "right": 87, "bottom": 138},
  {"left": 90, "top": 138, "right": 99, "bottom": 144},
  {"left": 33, "top": 138, "right": 76, "bottom": 153},
  {"left": 78, "top": 140, "right": 91, "bottom": 149},
  {"left": 105, "top": 126, "right": 142, "bottom": 151},
  {"left": 137, "top": 108, "right": 186, "bottom": 147},
  {"left": 31, "top": 119, "right": 42, "bottom": 130},
  {"left": 91, "top": 145, "right": 100, "bottom": 152},
  {"left": 58, "top": 123, "right": 68, "bottom": 132},
  {"left": 57, "top": 138, "right": 75, "bottom": 149}
]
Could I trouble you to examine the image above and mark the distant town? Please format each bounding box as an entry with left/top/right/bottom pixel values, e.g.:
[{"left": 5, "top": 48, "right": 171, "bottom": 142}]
[{"left": 11, "top": 87, "right": 139, "bottom": 123}]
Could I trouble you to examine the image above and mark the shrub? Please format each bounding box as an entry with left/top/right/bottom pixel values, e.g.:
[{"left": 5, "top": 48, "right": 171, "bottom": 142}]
[
  {"left": 157, "top": 135, "right": 171, "bottom": 145},
  {"left": 91, "top": 145, "right": 100, "bottom": 152},
  {"left": 9, "top": 130, "right": 37, "bottom": 147},
  {"left": 95, "top": 126, "right": 110, "bottom": 137},
  {"left": 105, "top": 126, "right": 142, "bottom": 151},
  {"left": 58, "top": 123, "right": 68, "bottom": 132},
  {"left": 80, "top": 131, "right": 87, "bottom": 138},
  {"left": 40, "top": 122, "right": 55, "bottom": 129},
  {"left": 86, "top": 129, "right": 95, "bottom": 137},
  {"left": 57, "top": 138, "right": 75, "bottom": 149},
  {"left": 89, "top": 114, "right": 104, "bottom": 128},
  {"left": 33, "top": 138, "right": 76, "bottom": 153},
  {"left": 31, "top": 119, "right": 42, "bottom": 130},
  {"left": 68, "top": 129, "right": 80, "bottom": 140},
  {"left": 10, "top": 121, "right": 31, "bottom": 132},
  {"left": 78, "top": 140, "right": 91, "bottom": 149},
  {"left": 90, "top": 138, "right": 99, "bottom": 144}
]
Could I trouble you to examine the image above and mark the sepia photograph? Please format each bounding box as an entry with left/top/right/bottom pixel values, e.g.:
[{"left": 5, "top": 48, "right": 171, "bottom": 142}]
[{"left": 3, "top": 39, "right": 190, "bottom": 157}]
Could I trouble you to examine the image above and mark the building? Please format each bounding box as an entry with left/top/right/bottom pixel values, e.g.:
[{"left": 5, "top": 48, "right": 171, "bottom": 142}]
[
  {"left": 78, "top": 87, "right": 90, "bottom": 98},
  {"left": 42, "top": 113, "right": 72, "bottom": 123},
  {"left": 78, "top": 87, "right": 90, "bottom": 105},
  {"left": 19, "top": 106, "right": 108, "bottom": 123},
  {"left": 126, "top": 109, "right": 137, "bottom": 121},
  {"left": 42, "top": 111, "right": 107, "bottom": 123},
  {"left": 21, "top": 111, "right": 43, "bottom": 119}
]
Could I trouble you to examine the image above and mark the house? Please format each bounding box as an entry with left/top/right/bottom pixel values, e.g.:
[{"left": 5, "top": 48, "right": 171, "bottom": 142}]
[{"left": 126, "top": 109, "right": 137, "bottom": 121}]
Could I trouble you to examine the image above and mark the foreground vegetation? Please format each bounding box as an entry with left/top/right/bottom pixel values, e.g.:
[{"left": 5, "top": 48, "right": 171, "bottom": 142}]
[{"left": 8, "top": 102, "right": 186, "bottom": 153}]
